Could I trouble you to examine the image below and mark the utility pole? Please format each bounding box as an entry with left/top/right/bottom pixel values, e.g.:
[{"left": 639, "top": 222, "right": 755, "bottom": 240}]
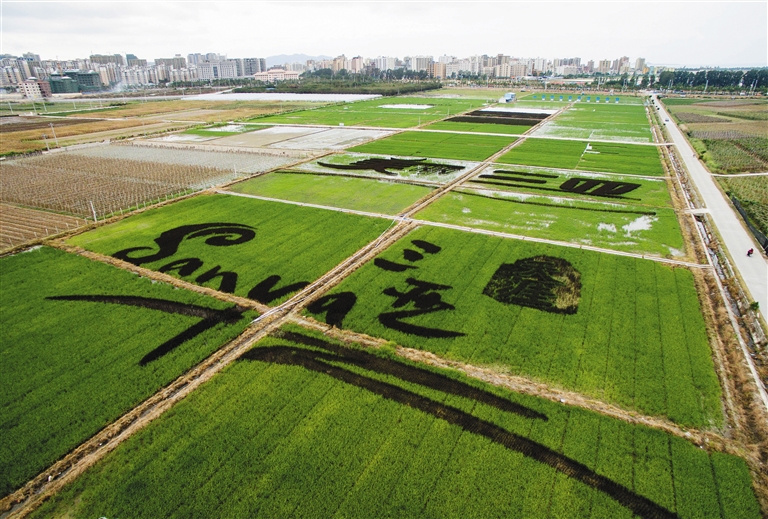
[
  {"left": 42, "top": 134, "right": 50, "bottom": 151},
  {"left": 49, "top": 123, "right": 59, "bottom": 147}
]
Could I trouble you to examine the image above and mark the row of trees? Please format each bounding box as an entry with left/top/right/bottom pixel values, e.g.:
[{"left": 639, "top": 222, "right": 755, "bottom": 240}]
[{"left": 657, "top": 68, "right": 767, "bottom": 92}]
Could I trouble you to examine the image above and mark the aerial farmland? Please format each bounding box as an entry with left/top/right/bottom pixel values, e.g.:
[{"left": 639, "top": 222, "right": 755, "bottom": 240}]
[{"left": 1, "top": 90, "right": 766, "bottom": 519}]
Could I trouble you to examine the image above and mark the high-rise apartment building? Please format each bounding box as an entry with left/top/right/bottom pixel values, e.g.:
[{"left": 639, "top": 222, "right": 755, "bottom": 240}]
[
  {"left": 90, "top": 54, "right": 125, "bottom": 66},
  {"left": 155, "top": 55, "right": 187, "bottom": 69},
  {"left": 243, "top": 58, "right": 266, "bottom": 75},
  {"left": 197, "top": 60, "right": 238, "bottom": 80}
]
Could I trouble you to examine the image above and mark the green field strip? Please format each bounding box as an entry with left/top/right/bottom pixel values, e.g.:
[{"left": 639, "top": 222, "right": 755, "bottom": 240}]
[
  {"left": 422, "top": 120, "right": 535, "bottom": 135},
  {"left": 0, "top": 246, "right": 255, "bottom": 497},
  {"left": 251, "top": 97, "right": 484, "bottom": 129},
  {"left": 465, "top": 166, "right": 675, "bottom": 209},
  {"left": 414, "top": 189, "right": 685, "bottom": 257},
  {"left": 228, "top": 171, "right": 435, "bottom": 215},
  {"left": 28, "top": 326, "right": 758, "bottom": 518},
  {"left": 309, "top": 226, "right": 720, "bottom": 427},
  {"left": 67, "top": 194, "right": 392, "bottom": 306},
  {"left": 348, "top": 131, "right": 518, "bottom": 162},
  {"left": 535, "top": 103, "right": 654, "bottom": 143},
  {"left": 497, "top": 138, "right": 665, "bottom": 176}
]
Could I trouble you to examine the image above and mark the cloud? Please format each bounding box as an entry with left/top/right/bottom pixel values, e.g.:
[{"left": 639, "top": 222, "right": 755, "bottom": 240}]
[{"left": 2, "top": 1, "right": 766, "bottom": 66}]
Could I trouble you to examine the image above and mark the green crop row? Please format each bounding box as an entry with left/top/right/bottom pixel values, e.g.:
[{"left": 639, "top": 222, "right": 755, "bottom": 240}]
[
  {"left": 0, "top": 247, "right": 255, "bottom": 497},
  {"left": 29, "top": 325, "right": 758, "bottom": 518},
  {"left": 252, "top": 96, "right": 483, "bottom": 128},
  {"left": 468, "top": 166, "right": 674, "bottom": 208},
  {"left": 415, "top": 190, "right": 686, "bottom": 257},
  {"left": 68, "top": 194, "right": 392, "bottom": 305},
  {"left": 229, "top": 171, "right": 435, "bottom": 215},
  {"left": 348, "top": 131, "right": 517, "bottom": 162},
  {"left": 310, "top": 226, "right": 721, "bottom": 427},
  {"left": 423, "top": 120, "right": 535, "bottom": 135},
  {"left": 498, "top": 138, "right": 665, "bottom": 176}
]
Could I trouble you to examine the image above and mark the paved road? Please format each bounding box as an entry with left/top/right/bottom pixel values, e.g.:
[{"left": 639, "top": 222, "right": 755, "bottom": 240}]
[{"left": 654, "top": 96, "right": 767, "bottom": 317}]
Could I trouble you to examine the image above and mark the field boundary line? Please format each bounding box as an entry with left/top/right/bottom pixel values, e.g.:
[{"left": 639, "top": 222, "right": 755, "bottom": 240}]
[
  {"left": 520, "top": 134, "right": 664, "bottom": 147},
  {"left": 214, "top": 189, "right": 711, "bottom": 268},
  {"left": 46, "top": 242, "right": 272, "bottom": 313},
  {"left": 409, "top": 219, "right": 712, "bottom": 268},
  {"left": 270, "top": 168, "right": 444, "bottom": 187},
  {"left": 217, "top": 190, "right": 406, "bottom": 220}
]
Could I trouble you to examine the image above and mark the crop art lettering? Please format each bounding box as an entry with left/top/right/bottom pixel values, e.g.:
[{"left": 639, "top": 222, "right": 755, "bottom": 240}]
[
  {"left": 111, "top": 223, "right": 310, "bottom": 302},
  {"left": 474, "top": 170, "right": 642, "bottom": 200},
  {"left": 318, "top": 157, "right": 464, "bottom": 176},
  {"left": 114, "top": 223, "right": 256, "bottom": 265}
]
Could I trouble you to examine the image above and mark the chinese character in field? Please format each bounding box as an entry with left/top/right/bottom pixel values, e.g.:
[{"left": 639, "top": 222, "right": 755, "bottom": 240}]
[
  {"left": 374, "top": 239, "right": 441, "bottom": 272},
  {"left": 379, "top": 278, "right": 465, "bottom": 338},
  {"left": 483, "top": 256, "right": 581, "bottom": 314}
]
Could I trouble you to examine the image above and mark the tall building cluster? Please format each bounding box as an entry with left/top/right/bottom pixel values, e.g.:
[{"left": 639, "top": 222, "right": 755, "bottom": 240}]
[
  {"left": 0, "top": 51, "right": 269, "bottom": 97},
  {"left": 1, "top": 49, "right": 655, "bottom": 99}
]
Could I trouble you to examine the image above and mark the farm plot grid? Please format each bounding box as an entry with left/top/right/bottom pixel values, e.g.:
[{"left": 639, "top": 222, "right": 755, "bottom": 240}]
[
  {"left": 251, "top": 97, "right": 484, "bottom": 128},
  {"left": 308, "top": 226, "right": 721, "bottom": 428},
  {"left": 68, "top": 194, "right": 393, "bottom": 305},
  {"left": 497, "top": 138, "right": 665, "bottom": 176},
  {"left": 4, "top": 91, "right": 765, "bottom": 517},
  {"left": 0, "top": 246, "right": 255, "bottom": 497},
  {"left": 348, "top": 131, "right": 518, "bottom": 162},
  {"left": 0, "top": 145, "right": 296, "bottom": 220},
  {"left": 29, "top": 326, "right": 760, "bottom": 519},
  {"left": 228, "top": 171, "right": 435, "bottom": 215},
  {"left": 533, "top": 104, "right": 654, "bottom": 143}
]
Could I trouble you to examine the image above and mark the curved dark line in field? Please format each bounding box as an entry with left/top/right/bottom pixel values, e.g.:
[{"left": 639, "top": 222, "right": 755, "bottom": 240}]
[
  {"left": 239, "top": 344, "right": 676, "bottom": 519},
  {"left": 47, "top": 295, "right": 246, "bottom": 365},
  {"left": 45, "top": 295, "right": 241, "bottom": 320},
  {"left": 138, "top": 317, "right": 225, "bottom": 366},
  {"left": 278, "top": 331, "right": 544, "bottom": 420}
]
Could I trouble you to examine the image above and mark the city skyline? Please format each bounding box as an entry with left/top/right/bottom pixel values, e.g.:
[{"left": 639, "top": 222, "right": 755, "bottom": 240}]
[{"left": 2, "top": 1, "right": 767, "bottom": 68}]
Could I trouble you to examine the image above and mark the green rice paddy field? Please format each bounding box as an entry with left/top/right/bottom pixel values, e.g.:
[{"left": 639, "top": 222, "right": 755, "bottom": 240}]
[
  {"left": 534, "top": 104, "right": 653, "bottom": 143},
  {"left": 4, "top": 91, "right": 765, "bottom": 517},
  {"left": 67, "top": 194, "right": 392, "bottom": 305},
  {"left": 0, "top": 247, "right": 255, "bottom": 496},
  {"left": 349, "top": 131, "right": 517, "bottom": 161},
  {"left": 29, "top": 326, "right": 759, "bottom": 519},
  {"left": 229, "top": 172, "right": 434, "bottom": 214},
  {"left": 252, "top": 97, "right": 484, "bottom": 128},
  {"left": 468, "top": 166, "right": 674, "bottom": 208},
  {"left": 423, "top": 120, "right": 535, "bottom": 134},
  {"left": 497, "top": 138, "right": 665, "bottom": 176},
  {"left": 312, "top": 226, "right": 720, "bottom": 428},
  {"left": 416, "top": 190, "right": 685, "bottom": 257}
]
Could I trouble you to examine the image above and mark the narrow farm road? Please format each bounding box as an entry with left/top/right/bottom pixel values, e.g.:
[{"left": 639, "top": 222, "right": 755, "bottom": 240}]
[{"left": 655, "top": 95, "right": 768, "bottom": 317}]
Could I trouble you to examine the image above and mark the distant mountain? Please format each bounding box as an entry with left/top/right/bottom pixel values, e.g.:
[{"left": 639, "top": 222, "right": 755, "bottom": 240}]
[{"left": 265, "top": 54, "right": 332, "bottom": 67}]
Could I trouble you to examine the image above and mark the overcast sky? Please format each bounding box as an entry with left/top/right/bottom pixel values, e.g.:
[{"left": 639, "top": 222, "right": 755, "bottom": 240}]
[{"left": 2, "top": 1, "right": 766, "bottom": 67}]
